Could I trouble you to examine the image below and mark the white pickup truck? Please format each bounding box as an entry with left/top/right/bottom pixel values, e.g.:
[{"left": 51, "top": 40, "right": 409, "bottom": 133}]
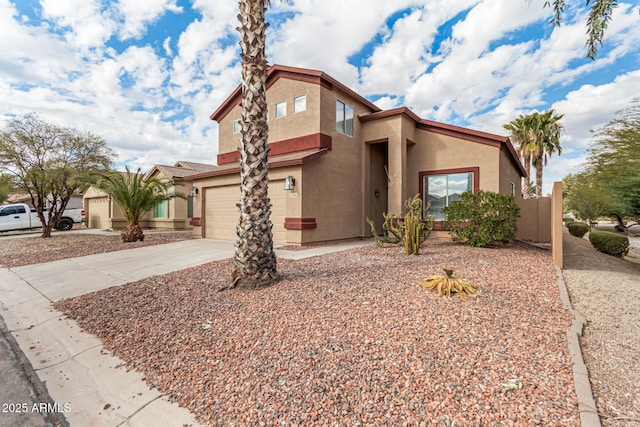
[{"left": 0, "top": 203, "right": 85, "bottom": 232}]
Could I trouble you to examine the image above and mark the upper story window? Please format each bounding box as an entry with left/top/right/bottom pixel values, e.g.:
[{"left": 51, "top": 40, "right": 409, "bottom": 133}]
[
  {"left": 275, "top": 101, "right": 287, "bottom": 118},
  {"left": 294, "top": 95, "right": 306, "bottom": 113},
  {"left": 336, "top": 99, "right": 354, "bottom": 136},
  {"left": 233, "top": 119, "right": 241, "bottom": 134}
]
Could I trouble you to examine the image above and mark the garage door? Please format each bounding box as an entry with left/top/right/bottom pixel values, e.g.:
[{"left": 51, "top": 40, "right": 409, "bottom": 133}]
[
  {"left": 87, "top": 197, "right": 110, "bottom": 229},
  {"left": 204, "top": 181, "right": 286, "bottom": 244}
]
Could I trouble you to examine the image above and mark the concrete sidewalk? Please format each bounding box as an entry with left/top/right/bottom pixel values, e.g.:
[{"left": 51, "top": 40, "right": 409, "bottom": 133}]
[{"left": 0, "top": 238, "right": 371, "bottom": 427}]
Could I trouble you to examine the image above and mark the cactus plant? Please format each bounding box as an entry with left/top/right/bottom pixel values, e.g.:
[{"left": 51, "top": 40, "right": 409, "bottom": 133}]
[{"left": 366, "top": 194, "right": 434, "bottom": 255}]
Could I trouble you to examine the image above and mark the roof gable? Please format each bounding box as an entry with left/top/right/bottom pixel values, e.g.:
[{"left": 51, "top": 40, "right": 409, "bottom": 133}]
[
  {"left": 210, "top": 64, "right": 381, "bottom": 123},
  {"left": 359, "top": 108, "right": 526, "bottom": 177},
  {"left": 145, "top": 161, "right": 217, "bottom": 180}
]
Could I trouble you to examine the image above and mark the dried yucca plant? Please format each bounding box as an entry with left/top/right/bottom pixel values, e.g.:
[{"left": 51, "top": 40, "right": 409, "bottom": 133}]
[{"left": 421, "top": 269, "right": 477, "bottom": 298}]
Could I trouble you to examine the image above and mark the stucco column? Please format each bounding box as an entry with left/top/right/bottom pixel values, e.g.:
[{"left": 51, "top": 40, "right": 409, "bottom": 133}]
[{"left": 387, "top": 135, "right": 407, "bottom": 215}]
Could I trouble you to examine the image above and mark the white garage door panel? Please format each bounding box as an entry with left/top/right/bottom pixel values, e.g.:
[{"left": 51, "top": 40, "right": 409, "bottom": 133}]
[
  {"left": 204, "top": 182, "right": 286, "bottom": 244},
  {"left": 87, "top": 197, "right": 110, "bottom": 229}
]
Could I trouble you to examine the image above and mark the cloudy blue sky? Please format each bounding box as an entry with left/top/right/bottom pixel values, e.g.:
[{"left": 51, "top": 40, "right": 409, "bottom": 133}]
[{"left": 1, "top": 0, "right": 639, "bottom": 195}]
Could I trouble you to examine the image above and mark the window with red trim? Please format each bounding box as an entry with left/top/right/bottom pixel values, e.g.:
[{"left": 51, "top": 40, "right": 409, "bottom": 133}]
[{"left": 420, "top": 167, "right": 479, "bottom": 220}]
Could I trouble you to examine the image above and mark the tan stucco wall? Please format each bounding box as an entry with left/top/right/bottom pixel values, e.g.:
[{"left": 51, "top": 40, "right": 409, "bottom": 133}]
[
  {"left": 516, "top": 197, "right": 552, "bottom": 242},
  {"left": 406, "top": 132, "right": 501, "bottom": 197},
  {"left": 498, "top": 148, "right": 522, "bottom": 196},
  {"left": 217, "top": 80, "right": 321, "bottom": 155}
]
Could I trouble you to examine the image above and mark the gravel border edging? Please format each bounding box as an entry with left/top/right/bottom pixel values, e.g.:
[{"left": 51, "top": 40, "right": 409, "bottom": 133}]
[{"left": 555, "top": 266, "right": 601, "bottom": 427}]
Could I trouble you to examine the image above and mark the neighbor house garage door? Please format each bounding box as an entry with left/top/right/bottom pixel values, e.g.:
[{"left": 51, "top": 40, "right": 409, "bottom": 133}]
[
  {"left": 204, "top": 181, "right": 286, "bottom": 244},
  {"left": 86, "top": 197, "right": 110, "bottom": 229}
]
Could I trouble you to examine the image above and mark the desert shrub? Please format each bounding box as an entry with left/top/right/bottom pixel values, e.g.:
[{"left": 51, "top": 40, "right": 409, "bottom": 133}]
[
  {"left": 589, "top": 231, "right": 629, "bottom": 257},
  {"left": 366, "top": 194, "right": 434, "bottom": 255},
  {"left": 442, "top": 190, "right": 520, "bottom": 248},
  {"left": 567, "top": 222, "right": 589, "bottom": 238}
]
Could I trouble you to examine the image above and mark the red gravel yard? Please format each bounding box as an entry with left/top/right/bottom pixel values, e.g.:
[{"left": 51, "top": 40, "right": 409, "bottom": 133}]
[{"left": 54, "top": 240, "right": 578, "bottom": 426}]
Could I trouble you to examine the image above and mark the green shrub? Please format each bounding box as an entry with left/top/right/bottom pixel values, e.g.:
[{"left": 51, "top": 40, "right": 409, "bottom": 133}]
[
  {"left": 589, "top": 231, "right": 629, "bottom": 257},
  {"left": 563, "top": 217, "right": 575, "bottom": 224},
  {"left": 442, "top": 190, "right": 520, "bottom": 248},
  {"left": 567, "top": 222, "right": 589, "bottom": 238}
]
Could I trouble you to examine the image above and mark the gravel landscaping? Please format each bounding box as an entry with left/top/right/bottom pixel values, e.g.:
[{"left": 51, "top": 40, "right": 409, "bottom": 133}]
[
  {"left": 0, "top": 231, "right": 193, "bottom": 268},
  {"left": 54, "top": 240, "right": 579, "bottom": 426},
  {"left": 563, "top": 231, "right": 640, "bottom": 427}
]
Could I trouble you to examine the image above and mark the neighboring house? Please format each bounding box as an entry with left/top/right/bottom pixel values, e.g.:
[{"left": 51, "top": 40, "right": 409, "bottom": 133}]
[
  {"left": 83, "top": 161, "right": 216, "bottom": 230},
  {"left": 187, "top": 64, "right": 526, "bottom": 245}
]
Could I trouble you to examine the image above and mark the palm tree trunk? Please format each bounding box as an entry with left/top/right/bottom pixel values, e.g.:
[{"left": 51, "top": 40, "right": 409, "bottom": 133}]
[
  {"left": 522, "top": 153, "right": 532, "bottom": 199},
  {"left": 535, "top": 157, "right": 543, "bottom": 198},
  {"left": 232, "top": 0, "right": 279, "bottom": 289}
]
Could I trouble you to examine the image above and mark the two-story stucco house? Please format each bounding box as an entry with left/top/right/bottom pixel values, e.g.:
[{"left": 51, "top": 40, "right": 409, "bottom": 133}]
[{"left": 187, "top": 65, "right": 526, "bottom": 245}]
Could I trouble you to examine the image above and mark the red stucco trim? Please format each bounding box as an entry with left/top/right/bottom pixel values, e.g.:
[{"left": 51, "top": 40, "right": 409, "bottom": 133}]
[
  {"left": 217, "top": 133, "right": 332, "bottom": 165},
  {"left": 284, "top": 217, "right": 317, "bottom": 230},
  {"left": 184, "top": 149, "right": 328, "bottom": 180}
]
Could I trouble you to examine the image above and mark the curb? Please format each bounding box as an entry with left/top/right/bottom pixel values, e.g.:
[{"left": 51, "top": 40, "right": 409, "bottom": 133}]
[{"left": 555, "top": 267, "right": 601, "bottom": 427}]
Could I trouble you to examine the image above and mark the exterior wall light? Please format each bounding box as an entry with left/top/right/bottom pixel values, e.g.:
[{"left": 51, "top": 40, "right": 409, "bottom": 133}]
[
  {"left": 284, "top": 176, "right": 296, "bottom": 191},
  {"left": 190, "top": 187, "right": 199, "bottom": 197}
]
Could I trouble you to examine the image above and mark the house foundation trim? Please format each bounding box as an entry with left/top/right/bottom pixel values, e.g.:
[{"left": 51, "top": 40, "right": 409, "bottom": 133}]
[{"left": 284, "top": 217, "right": 317, "bottom": 230}]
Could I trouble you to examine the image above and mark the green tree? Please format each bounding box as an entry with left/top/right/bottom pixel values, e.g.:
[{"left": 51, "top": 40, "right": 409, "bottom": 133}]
[
  {"left": 0, "top": 174, "right": 12, "bottom": 204},
  {"left": 504, "top": 110, "right": 564, "bottom": 199},
  {"left": 231, "top": 0, "right": 280, "bottom": 290},
  {"left": 544, "top": 0, "right": 618, "bottom": 59},
  {"left": 95, "top": 167, "right": 183, "bottom": 243},
  {"left": 504, "top": 113, "right": 538, "bottom": 199},
  {"left": 0, "top": 114, "right": 113, "bottom": 237},
  {"left": 532, "top": 110, "right": 564, "bottom": 198},
  {"left": 563, "top": 172, "right": 615, "bottom": 224},
  {"left": 586, "top": 98, "right": 640, "bottom": 228}
]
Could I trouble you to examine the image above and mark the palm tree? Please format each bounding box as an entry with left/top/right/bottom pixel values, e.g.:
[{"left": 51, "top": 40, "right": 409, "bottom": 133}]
[
  {"left": 231, "top": 0, "right": 280, "bottom": 289},
  {"left": 95, "top": 167, "right": 181, "bottom": 243},
  {"left": 504, "top": 110, "right": 564, "bottom": 199},
  {"left": 504, "top": 114, "right": 537, "bottom": 199},
  {"left": 532, "top": 110, "right": 564, "bottom": 198}
]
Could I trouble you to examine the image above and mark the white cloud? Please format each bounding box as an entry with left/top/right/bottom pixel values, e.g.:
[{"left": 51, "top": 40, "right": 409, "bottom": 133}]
[
  {"left": 39, "top": 0, "right": 116, "bottom": 48},
  {"left": 163, "top": 36, "right": 173, "bottom": 56},
  {"left": 268, "top": 0, "right": 418, "bottom": 86},
  {"left": 1, "top": 0, "right": 639, "bottom": 182},
  {"left": 115, "top": 0, "right": 183, "bottom": 40}
]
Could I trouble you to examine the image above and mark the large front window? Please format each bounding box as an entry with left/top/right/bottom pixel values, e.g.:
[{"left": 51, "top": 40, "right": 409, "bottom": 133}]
[
  {"left": 336, "top": 100, "right": 354, "bottom": 136},
  {"left": 423, "top": 171, "right": 475, "bottom": 220}
]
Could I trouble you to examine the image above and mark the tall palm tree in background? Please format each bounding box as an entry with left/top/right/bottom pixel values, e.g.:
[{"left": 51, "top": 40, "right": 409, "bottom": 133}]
[
  {"left": 504, "top": 110, "right": 564, "bottom": 199},
  {"left": 96, "top": 167, "right": 181, "bottom": 243},
  {"left": 504, "top": 114, "right": 537, "bottom": 199},
  {"left": 231, "top": 0, "right": 280, "bottom": 289},
  {"left": 532, "top": 109, "right": 564, "bottom": 198}
]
